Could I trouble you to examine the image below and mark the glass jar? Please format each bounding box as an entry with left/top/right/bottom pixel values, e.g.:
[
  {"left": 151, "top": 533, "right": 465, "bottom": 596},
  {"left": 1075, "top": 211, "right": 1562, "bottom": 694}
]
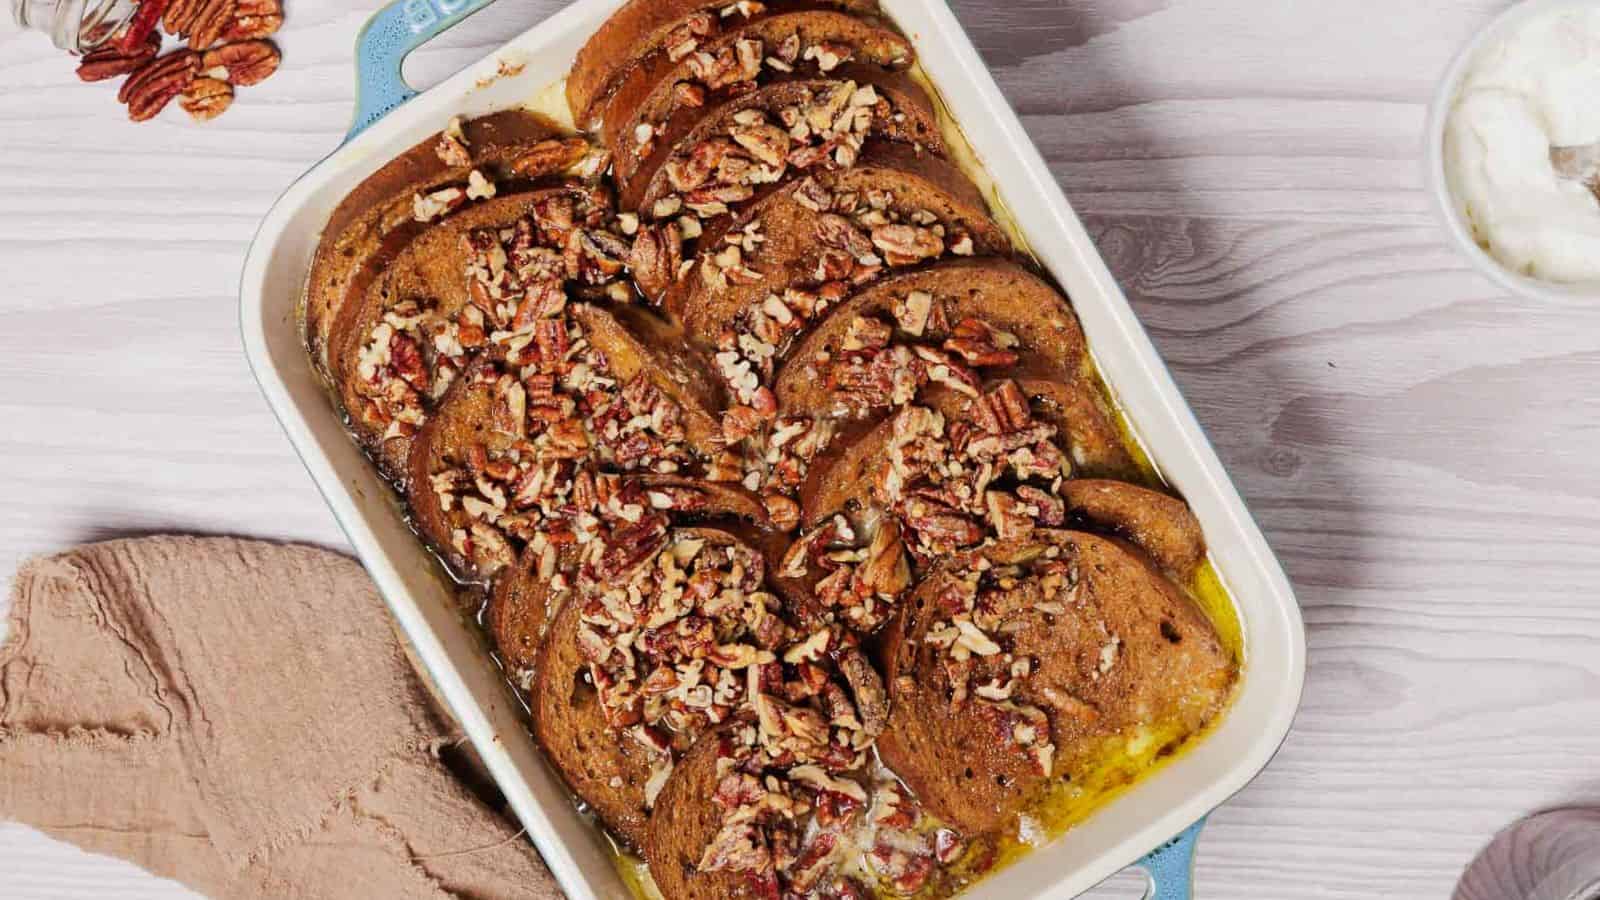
[{"left": 10, "top": 0, "right": 139, "bottom": 52}]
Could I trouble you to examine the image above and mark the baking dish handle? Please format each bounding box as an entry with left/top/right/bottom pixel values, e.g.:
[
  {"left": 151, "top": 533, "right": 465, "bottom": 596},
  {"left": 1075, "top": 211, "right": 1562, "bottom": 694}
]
[
  {"left": 348, "top": 0, "right": 498, "bottom": 141},
  {"left": 1134, "top": 817, "right": 1205, "bottom": 899}
]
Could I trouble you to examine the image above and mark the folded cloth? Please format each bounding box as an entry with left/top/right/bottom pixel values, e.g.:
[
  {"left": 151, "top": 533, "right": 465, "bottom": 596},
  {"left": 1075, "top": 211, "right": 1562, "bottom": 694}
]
[{"left": 0, "top": 536, "right": 561, "bottom": 899}]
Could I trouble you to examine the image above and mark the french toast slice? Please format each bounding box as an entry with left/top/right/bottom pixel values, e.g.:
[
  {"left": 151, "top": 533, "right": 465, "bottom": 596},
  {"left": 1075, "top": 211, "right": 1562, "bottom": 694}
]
[
  {"left": 567, "top": 0, "right": 882, "bottom": 129},
  {"left": 798, "top": 379, "right": 1137, "bottom": 528},
  {"left": 328, "top": 185, "right": 619, "bottom": 480},
  {"left": 599, "top": 9, "right": 916, "bottom": 197},
  {"left": 665, "top": 146, "right": 1008, "bottom": 360},
  {"left": 304, "top": 110, "right": 564, "bottom": 378},
  {"left": 643, "top": 729, "right": 765, "bottom": 900},
  {"left": 793, "top": 376, "right": 1120, "bottom": 525},
  {"left": 533, "top": 595, "right": 660, "bottom": 849},
  {"left": 877, "top": 531, "right": 1235, "bottom": 835},
  {"left": 533, "top": 525, "right": 786, "bottom": 851},
  {"left": 487, "top": 474, "right": 774, "bottom": 679},
  {"left": 774, "top": 259, "right": 1090, "bottom": 422},
  {"left": 621, "top": 68, "right": 940, "bottom": 218},
  {"left": 405, "top": 306, "right": 723, "bottom": 582}
]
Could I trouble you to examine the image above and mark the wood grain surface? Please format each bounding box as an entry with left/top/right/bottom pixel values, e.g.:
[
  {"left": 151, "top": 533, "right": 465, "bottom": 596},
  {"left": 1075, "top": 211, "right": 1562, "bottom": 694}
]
[{"left": 4, "top": 0, "right": 1600, "bottom": 898}]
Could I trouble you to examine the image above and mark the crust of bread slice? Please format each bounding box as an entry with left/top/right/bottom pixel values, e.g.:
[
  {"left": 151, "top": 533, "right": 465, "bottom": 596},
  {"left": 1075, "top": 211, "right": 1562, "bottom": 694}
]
[
  {"left": 304, "top": 110, "right": 562, "bottom": 378},
  {"left": 775, "top": 259, "right": 1090, "bottom": 420},
  {"left": 567, "top": 0, "right": 882, "bottom": 129},
  {"left": 876, "top": 530, "right": 1235, "bottom": 835},
  {"left": 667, "top": 145, "right": 1008, "bottom": 343},
  {"left": 329, "top": 186, "right": 603, "bottom": 481},
  {"left": 622, "top": 67, "right": 940, "bottom": 215},
  {"left": 643, "top": 728, "right": 764, "bottom": 900},
  {"left": 533, "top": 528, "right": 761, "bottom": 852},
  {"left": 1059, "top": 479, "right": 1205, "bottom": 580}
]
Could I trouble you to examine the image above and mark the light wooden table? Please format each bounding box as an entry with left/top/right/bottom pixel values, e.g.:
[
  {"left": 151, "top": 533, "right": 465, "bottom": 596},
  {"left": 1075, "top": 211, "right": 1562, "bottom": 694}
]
[{"left": 4, "top": 0, "right": 1598, "bottom": 897}]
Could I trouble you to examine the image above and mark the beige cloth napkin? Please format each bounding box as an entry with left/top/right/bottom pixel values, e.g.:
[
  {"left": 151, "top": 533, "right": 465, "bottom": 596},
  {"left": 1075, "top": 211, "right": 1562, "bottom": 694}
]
[{"left": 0, "top": 535, "right": 561, "bottom": 899}]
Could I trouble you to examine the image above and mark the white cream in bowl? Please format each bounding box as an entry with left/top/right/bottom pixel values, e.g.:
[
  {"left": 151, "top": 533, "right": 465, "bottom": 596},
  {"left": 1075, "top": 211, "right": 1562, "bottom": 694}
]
[{"left": 1443, "top": 6, "right": 1600, "bottom": 284}]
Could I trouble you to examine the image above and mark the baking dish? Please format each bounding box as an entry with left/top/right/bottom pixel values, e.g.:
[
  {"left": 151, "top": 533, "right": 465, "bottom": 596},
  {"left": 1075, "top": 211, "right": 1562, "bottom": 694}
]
[{"left": 239, "top": 0, "right": 1307, "bottom": 896}]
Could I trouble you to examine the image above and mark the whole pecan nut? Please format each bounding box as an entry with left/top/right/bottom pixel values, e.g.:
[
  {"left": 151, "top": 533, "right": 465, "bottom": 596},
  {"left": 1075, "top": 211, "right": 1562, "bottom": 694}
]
[
  {"left": 75, "top": 30, "right": 159, "bottom": 82},
  {"left": 163, "top": 0, "right": 204, "bottom": 37},
  {"left": 187, "top": 0, "right": 237, "bottom": 50},
  {"left": 120, "top": 49, "right": 200, "bottom": 121},
  {"left": 180, "top": 76, "right": 233, "bottom": 121},
  {"left": 222, "top": 0, "right": 283, "bottom": 42},
  {"left": 201, "top": 39, "right": 280, "bottom": 85}
]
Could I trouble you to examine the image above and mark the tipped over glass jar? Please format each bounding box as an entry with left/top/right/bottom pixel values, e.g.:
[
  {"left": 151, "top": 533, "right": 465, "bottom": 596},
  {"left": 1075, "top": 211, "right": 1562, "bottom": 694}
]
[{"left": 10, "top": 0, "right": 140, "bottom": 52}]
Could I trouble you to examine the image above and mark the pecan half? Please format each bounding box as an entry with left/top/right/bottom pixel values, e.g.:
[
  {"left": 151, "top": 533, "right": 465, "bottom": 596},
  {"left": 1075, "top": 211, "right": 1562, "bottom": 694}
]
[
  {"left": 221, "top": 0, "right": 282, "bottom": 41},
  {"left": 201, "top": 39, "right": 279, "bottom": 85},
  {"left": 509, "top": 137, "right": 591, "bottom": 179},
  {"left": 179, "top": 77, "right": 233, "bottom": 121},
  {"left": 119, "top": 50, "right": 200, "bottom": 122},
  {"left": 76, "top": 30, "right": 159, "bottom": 82},
  {"left": 164, "top": 0, "right": 203, "bottom": 38},
  {"left": 187, "top": 0, "right": 237, "bottom": 50},
  {"left": 629, "top": 221, "right": 683, "bottom": 299},
  {"left": 117, "top": 0, "right": 169, "bottom": 51}
]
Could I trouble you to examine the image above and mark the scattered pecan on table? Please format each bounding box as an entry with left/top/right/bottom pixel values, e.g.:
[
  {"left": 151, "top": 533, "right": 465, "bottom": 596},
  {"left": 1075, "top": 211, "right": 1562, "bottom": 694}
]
[{"left": 72, "top": 0, "right": 284, "bottom": 123}]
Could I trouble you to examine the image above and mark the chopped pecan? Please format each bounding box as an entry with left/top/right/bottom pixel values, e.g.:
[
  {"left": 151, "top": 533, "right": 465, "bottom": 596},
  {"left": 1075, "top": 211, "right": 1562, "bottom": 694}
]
[
  {"left": 221, "top": 0, "right": 282, "bottom": 42},
  {"left": 871, "top": 223, "right": 945, "bottom": 266},
  {"left": 120, "top": 50, "right": 200, "bottom": 122},
  {"left": 435, "top": 116, "right": 470, "bottom": 166},
  {"left": 803, "top": 41, "right": 853, "bottom": 73},
  {"left": 762, "top": 494, "right": 800, "bottom": 532},
  {"left": 688, "top": 37, "right": 764, "bottom": 90},
  {"left": 730, "top": 122, "right": 791, "bottom": 168},
  {"left": 509, "top": 137, "right": 592, "bottom": 179},
  {"left": 816, "top": 214, "right": 875, "bottom": 260},
  {"left": 76, "top": 30, "right": 159, "bottom": 82},
  {"left": 663, "top": 10, "right": 718, "bottom": 63},
  {"left": 179, "top": 76, "right": 233, "bottom": 121},
  {"left": 857, "top": 520, "right": 910, "bottom": 599},
  {"left": 201, "top": 39, "right": 280, "bottom": 86},
  {"left": 841, "top": 315, "right": 892, "bottom": 351},
  {"left": 672, "top": 81, "right": 707, "bottom": 111},
  {"left": 838, "top": 648, "right": 889, "bottom": 736}
]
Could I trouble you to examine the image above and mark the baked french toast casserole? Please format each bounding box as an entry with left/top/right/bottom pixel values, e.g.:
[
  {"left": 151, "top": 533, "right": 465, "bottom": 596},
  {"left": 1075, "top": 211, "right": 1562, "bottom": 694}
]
[{"left": 302, "top": 1, "right": 1241, "bottom": 896}]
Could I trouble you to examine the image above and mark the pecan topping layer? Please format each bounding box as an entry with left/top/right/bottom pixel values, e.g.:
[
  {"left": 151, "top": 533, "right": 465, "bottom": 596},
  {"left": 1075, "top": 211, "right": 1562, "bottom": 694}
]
[{"left": 706, "top": 180, "right": 982, "bottom": 459}]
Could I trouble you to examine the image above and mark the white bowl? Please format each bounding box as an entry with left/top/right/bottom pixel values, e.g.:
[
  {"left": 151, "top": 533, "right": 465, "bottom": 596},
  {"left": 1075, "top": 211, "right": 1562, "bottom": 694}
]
[{"left": 1424, "top": 0, "right": 1600, "bottom": 304}]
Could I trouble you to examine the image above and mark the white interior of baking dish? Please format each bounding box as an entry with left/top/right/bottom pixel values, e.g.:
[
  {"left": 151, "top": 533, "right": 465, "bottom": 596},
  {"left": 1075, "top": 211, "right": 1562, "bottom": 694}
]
[{"left": 240, "top": 1, "right": 1307, "bottom": 897}]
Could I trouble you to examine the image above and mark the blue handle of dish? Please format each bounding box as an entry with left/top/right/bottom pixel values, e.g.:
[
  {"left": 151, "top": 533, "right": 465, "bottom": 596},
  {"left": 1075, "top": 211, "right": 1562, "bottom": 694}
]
[
  {"left": 1135, "top": 817, "right": 1205, "bottom": 899},
  {"left": 348, "top": 0, "right": 499, "bottom": 141}
]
